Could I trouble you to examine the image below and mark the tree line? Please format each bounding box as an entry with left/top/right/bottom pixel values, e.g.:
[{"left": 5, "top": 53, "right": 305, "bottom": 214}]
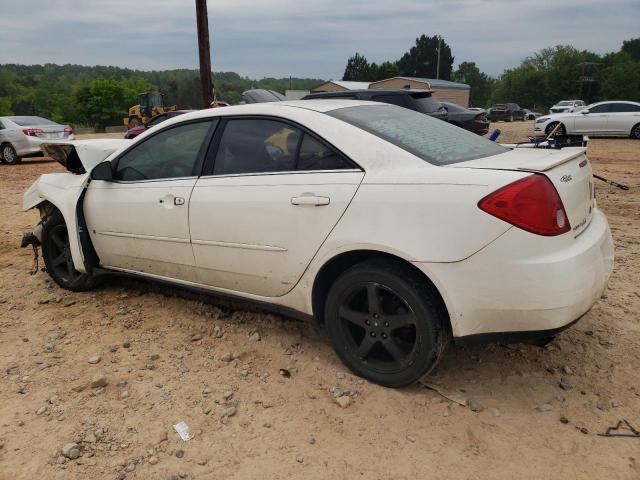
[
  {"left": 0, "top": 36, "right": 638, "bottom": 128},
  {"left": 0, "top": 64, "right": 322, "bottom": 129},
  {"left": 342, "top": 36, "right": 640, "bottom": 110}
]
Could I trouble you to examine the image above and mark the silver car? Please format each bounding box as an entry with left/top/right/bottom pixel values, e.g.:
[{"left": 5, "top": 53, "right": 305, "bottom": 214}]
[{"left": 0, "top": 116, "right": 75, "bottom": 164}]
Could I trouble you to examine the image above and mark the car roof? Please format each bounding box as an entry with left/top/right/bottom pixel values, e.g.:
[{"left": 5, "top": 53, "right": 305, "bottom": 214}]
[{"left": 146, "top": 100, "right": 381, "bottom": 131}]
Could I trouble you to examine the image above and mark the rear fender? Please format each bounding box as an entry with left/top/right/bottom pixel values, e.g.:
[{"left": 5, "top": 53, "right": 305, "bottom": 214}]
[{"left": 23, "top": 173, "right": 91, "bottom": 273}]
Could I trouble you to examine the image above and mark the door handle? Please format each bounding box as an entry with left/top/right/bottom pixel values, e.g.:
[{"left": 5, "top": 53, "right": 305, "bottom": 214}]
[
  {"left": 158, "top": 195, "right": 185, "bottom": 207},
  {"left": 291, "top": 195, "right": 330, "bottom": 206}
]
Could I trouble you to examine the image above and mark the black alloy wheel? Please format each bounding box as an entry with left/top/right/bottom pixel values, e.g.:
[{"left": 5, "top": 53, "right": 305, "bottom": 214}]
[
  {"left": 325, "top": 259, "right": 450, "bottom": 387},
  {"left": 42, "top": 212, "right": 97, "bottom": 291}
]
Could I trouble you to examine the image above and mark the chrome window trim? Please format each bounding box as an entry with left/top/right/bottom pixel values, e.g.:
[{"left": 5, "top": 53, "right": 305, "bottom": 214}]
[{"left": 197, "top": 168, "right": 362, "bottom": 180}]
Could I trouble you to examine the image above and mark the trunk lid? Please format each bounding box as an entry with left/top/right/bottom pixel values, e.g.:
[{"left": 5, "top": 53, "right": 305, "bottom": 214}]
[
  {"left": 26, "top": 124, "right": 71, "bottom": 140},
  {"left": 452, "top": 147, "right": 595, "bottom": 237}
]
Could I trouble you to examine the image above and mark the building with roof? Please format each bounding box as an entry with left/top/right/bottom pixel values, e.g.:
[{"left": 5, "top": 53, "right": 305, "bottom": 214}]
[
  {"left": 310, "top": 77, "right": 471, "bottom": 106},
  {"left": 310, "top": 80, "right": 372, "bottom": 93},
  {"left": 370, "top": 77, "right": 470, "bottom": 106}
]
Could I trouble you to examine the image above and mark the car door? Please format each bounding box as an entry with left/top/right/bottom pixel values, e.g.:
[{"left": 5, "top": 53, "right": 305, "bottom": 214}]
[
  {"left": 607, "top": 102, "right": 640, "bottom": 134},
  {"left": 189, "top": 117, "right": 364, "bottom": 297},
  {"left": 573, "top": 103, "right": 610, "bottom": 133},
  {"left": 84, "top": 119, "right": 216, "bottom": 281}
]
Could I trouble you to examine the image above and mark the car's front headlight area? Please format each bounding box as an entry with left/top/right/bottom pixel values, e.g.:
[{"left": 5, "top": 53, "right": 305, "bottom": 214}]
[{"left": 536, "top": 117, "right": 550, "bottom": 124}]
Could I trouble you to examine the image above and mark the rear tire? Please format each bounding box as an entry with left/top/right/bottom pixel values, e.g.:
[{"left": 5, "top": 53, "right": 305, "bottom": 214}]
[
  {"left": 42, "top": 211, "right": 98, "bottom": 291},
  {"left": 631, "top": 123, "right": 640, "bottom": 140},
  {"left": 1, "top": 144, "right": 20, "bottom": 165},
  {"left": 507, "top": 115, "right": 514, "bottom": 122},
  {"left": 324, "top": 259, "right": 450, "bottom": 387}
]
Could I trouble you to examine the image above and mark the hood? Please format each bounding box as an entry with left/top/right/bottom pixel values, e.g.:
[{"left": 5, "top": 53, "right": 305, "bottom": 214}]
[{"left": 41, "top": 139, "right": 130, "bottom": 174}]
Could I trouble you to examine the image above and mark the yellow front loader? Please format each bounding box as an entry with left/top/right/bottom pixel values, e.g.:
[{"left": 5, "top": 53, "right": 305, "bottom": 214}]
[{"left": 124, "top": 92, "right": 177, "bottom": 128}]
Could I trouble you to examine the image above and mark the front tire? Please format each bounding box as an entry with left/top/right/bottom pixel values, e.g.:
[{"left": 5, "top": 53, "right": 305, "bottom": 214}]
[
  {"left": 631, "top": 123, "right": 640, "bottom": 140},
  {"left": 324, "top": 259, "right": 450, "bottom": 387},
  {"left": 42, "top": 211, "right": 97, "bottom": 291},
  {"left": 1, "top": 144, "right": 20, "bottom": 165},
  {"left": 545, "top": 122, "right": 566, "bottom": 136}
]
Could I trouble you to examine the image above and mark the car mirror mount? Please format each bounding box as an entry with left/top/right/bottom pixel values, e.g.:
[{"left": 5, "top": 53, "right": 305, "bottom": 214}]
[
  {"left": 581, "top": 110, "right": 589, "bottom": 115},
  {"left": 91, "top": 161, "right": 114, "bottom": 181}
]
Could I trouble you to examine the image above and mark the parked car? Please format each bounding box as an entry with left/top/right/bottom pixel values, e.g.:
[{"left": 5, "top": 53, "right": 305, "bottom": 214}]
[
  {"left": 302, "top": 89, "right": 448, "bottom": 122},
  {"left": 23, "top": 101, "right": 613, "bottom": 387},
  {"left": 241, "top": 89, "right": 286, "bottom": 104},
  {"left": 441, "top": 102, "right": 489, "bottom": 135},
  {"left": 487, "top": 103, "right": 526, "bottom": 122},
  {"left": 0, "top": 116, "right": 74, "bottom": 164},
  {"left": 124, "top": 110, "right": 194, "bottom": 139},
  {"left": 523, "top": 109, "right": 543, "bottom": 120},
  {"left": 549, "top": 100, "right": 586, "bottom": 114},
  {"left": 534, "top": 100, "right": 640, "bottom": 138}
]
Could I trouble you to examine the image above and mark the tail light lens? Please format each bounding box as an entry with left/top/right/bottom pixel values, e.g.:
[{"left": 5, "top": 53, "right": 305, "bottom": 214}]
[
  {"left": 64, "top": 127, "right": 74, "bottom": 135},
  {"left": 22, "top": 128, "right": 43, "bottom": 137},
  {"left": 478, "top": 174, "right": 570, "bottom": 236}
]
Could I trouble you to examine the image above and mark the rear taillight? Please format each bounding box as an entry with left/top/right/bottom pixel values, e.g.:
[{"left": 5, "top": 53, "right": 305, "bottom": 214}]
[
  {"left": 22, "top": 128, "right": 43, "bottom": 137},
  {"left": 478, "top": 174, "right": 570, "bottom": 236},
  {"left": 64, "top": 127, "right": 74, "bottom": 135}
]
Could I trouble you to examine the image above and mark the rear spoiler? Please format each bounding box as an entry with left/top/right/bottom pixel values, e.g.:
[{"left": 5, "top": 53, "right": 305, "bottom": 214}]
[{"left": 41, "top": 139, "right": 130, "bottom": 174}]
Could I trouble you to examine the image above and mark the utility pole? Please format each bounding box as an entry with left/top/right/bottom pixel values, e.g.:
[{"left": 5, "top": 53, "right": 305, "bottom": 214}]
[
  {"left": 195, "top": 0, "right": 213, "bottom": 108},
  {"left": 436, "top": 36, "right": 442, "bottom": 80}
]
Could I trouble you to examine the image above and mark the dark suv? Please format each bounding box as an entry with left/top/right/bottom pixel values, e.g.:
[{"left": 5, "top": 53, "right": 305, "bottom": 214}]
[
  {"left": 488, "top": 103, "right": 526, "bottom": 122},
  {"left": 302, "top": 89, "right": 448, "bottom": 122}
]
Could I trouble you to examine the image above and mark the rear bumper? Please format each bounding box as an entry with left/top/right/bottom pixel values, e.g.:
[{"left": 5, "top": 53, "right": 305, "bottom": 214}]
[
  {"left": 414, "top": 208, "right": 614, "bottom": 339},
  {"left": 14, "top": 134, "right": 75, "bottom": 157}
]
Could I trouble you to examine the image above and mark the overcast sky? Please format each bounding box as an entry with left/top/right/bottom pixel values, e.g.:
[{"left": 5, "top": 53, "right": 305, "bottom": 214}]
[{"left": 0, "top": 0, "right": 638, "bottom": 79}]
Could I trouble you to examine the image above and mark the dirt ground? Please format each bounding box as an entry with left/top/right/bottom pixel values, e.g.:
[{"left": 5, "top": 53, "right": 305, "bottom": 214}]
[{"left": 1, "top": 121, "right": 639, "bottom": 480}]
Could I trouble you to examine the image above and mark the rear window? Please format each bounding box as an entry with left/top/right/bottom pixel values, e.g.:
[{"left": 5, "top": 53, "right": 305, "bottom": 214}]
[
  {"left": 328, "top": 105, "right": 507, "bottom": 165},
  {"left": 411, "top": 93, "right": 442, "bottom": 113},
  {"left": 9, "top": 116, "right": 57, "bottom": 126}
]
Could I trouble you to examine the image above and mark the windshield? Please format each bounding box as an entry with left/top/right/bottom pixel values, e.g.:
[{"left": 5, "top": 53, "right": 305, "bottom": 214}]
[
  {"left": 328, "top": 105, "right": 507, "bottom": 165},
  {"left": 557, "top": 101, "right": 574, "bottom": 106},
  {"left": 9, "top": 116, "right": 57, "bottom": 126}
]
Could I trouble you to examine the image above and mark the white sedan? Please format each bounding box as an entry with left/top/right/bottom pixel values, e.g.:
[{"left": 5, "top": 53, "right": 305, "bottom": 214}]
[
  {"left": 23, "top": 101, "right": 614, "bottom": 387},
  {"left": 535, "top": 100, "right": 640, "bottom": 138}
]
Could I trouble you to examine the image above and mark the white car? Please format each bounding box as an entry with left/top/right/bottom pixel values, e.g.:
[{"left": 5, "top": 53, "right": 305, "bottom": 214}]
[
  {"left": 535, "top": 101, "right": 640, "bottom": 138},
  {"left": 22, "top": 101, "right": 614, "bottom": 387},
  {"left": 549, "top": 100, "right": 586, "bottom": 114},
  {"left": 0, "top": 116, "right": 75, "bottom": 164}
]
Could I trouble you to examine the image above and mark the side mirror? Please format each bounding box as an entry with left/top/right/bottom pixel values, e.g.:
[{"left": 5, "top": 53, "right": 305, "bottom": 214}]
[
  {"left": 581, "top": 109, "right": 589, "bottom": 115},
  {"left": 91, "top": 161, "right": 114, "bottom": 181}
]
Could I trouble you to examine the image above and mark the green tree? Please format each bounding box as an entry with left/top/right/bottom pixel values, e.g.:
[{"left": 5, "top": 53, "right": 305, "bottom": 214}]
[
  {"left": 452, "top": 62, "right": 494, "bottom": 107},
  {"left": 342, "top": 53, "right": 371, "bottom": 81},
  {"left": 621, "top": 38, "right": 640, "bottom": 61},
  {"left": 75, "top": 79, "right": 138, "bottom": 129},
  {"left": 369, "top": 61, "right": 400, "bottom": 81},
  {"left": 397, "top": 35, "right": 454, "bottom": 80}
]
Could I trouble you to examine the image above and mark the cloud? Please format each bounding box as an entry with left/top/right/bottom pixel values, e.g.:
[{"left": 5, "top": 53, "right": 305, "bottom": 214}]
[{"left": 0, "top": 0, "right": 637, "bottom": 78}]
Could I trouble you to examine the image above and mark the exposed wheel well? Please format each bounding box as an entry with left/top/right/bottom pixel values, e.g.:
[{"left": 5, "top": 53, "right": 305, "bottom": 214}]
[{"left": 311, "top": 250, "right": 451, "bottom": 330}]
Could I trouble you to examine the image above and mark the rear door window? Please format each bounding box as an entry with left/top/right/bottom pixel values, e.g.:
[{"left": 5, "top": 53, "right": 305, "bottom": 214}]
[
  {"left": 213, "top": 119, "right": 301, "bottom": 175},
  {"left": 296, "top": 133, "right": 351, "bottom": 171},
  {"left": 609, "top": 103, "right": 640, "bottom": 112},
  {"left": 212, "top": 118, "right": 353, "bottom": 175}
]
